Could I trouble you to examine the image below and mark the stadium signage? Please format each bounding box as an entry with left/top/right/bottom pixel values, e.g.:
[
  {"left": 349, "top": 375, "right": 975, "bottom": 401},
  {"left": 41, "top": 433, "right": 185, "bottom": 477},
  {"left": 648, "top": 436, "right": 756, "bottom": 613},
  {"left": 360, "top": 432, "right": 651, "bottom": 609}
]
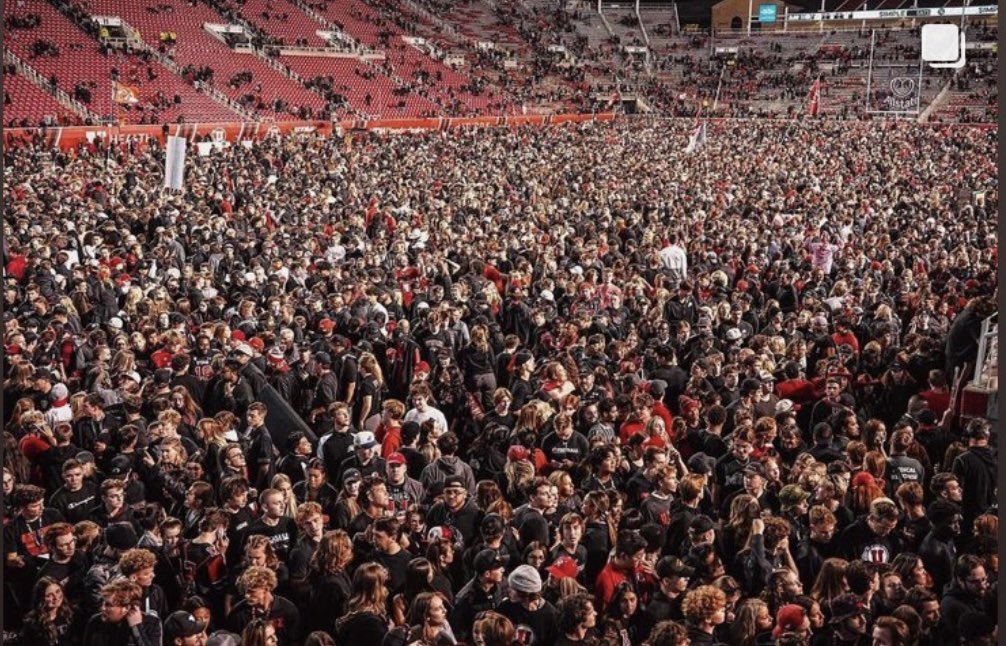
[{"left": 787, "top": 5, "right": 997, "bottom": 21}]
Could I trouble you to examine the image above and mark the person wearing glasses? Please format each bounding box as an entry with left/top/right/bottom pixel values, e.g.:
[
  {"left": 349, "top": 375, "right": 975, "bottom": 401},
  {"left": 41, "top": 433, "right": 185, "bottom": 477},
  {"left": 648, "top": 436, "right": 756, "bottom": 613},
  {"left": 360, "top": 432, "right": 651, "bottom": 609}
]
[
  {"left": 83, "top": 579, "right": 162, "bottom": 646},
  {"left": 939, "top": 554, "right": 993, "bottom": 644}
]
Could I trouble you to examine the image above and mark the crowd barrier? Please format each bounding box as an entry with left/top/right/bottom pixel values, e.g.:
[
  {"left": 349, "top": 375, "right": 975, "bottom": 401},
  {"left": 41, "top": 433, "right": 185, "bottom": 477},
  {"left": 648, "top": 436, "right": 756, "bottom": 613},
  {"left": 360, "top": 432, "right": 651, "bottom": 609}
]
[
  {"left": 2, "top": 113, "right": 617, "bottom": 150},
  {"left": 4, "top": 111, "right": 994, "bottom": 150}
]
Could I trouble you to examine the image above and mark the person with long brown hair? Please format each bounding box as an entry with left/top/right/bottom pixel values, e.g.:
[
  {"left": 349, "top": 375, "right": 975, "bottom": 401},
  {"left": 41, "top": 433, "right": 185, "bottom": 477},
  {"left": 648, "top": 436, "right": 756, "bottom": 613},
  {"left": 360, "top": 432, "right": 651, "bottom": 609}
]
[
  {"left": 306, "top": 530, "right": 354, "bottom": 634},
  {"left": 809, "top": 558, "right": 849, "bottom": 608},
  {"left": 334, "top": 562, "right": 392, "bottom": 643},
  {"left": 20, "top": 577, "right": 79, "bottom": 646}
]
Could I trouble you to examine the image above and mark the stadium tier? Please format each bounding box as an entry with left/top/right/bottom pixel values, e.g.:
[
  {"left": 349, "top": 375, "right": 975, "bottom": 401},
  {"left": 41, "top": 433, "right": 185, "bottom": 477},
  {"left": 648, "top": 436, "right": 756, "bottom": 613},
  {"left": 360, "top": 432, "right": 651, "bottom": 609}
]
[{"left": 4, "top": 1, "right": 996, "bottom": 126}]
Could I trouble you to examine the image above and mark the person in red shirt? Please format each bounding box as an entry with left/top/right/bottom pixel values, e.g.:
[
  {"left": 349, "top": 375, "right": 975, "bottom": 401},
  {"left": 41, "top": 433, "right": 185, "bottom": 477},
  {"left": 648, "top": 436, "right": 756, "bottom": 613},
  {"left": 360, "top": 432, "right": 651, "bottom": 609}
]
[
  {"left": 918, "top": 369, "right": 951, "bottom": 419},
  {"left": 619, "top": 393, "right": 653, "bottom": 444},
  {"left": 379, "top": 400, "right": 406, "bottom": 457},
  {"left": 594, "top": 529, "right": 647, "bottom": 614}
]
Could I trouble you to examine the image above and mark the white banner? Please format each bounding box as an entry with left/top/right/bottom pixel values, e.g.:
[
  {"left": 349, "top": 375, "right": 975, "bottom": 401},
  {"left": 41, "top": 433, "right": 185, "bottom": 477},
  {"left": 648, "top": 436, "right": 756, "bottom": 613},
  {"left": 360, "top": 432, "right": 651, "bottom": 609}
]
[
  {"left": 164, "top": 135, "right": 187, "bottom": 191},
  {"left": 788, "top": 5, "right": 997, "bottom": 21}
]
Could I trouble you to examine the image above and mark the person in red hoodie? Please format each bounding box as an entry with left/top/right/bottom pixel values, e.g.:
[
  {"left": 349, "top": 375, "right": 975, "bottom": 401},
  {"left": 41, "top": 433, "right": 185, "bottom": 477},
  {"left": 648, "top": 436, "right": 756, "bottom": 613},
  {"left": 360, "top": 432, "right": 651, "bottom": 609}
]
[
  {"left": 648, "top": 381, "right": 675, "bottom": 441},
  {"left": 594, "top": 529, "right": 648, "bottom": 614},
  {"left": 774, "top": 362, "right": 817, "bottom": 407}
]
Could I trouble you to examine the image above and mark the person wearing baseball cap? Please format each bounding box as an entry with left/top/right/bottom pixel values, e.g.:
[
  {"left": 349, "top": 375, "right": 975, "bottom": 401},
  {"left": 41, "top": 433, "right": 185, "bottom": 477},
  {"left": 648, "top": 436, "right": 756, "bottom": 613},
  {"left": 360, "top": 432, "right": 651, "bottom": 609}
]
[
  {"left": 772, "top": 603, "right": 811, "bottom": 640},
  {"left": 339, "top": 430, "right": 386, "bottom": 481},
  {"left": 425, "top": 474, "right": 481, "bottom": 547},
  {"left": 384, "top": 451, "right": 424, "bottom": 515},
  {"left": 451, "top": 549, "right": 506, "bottom": 641},
  {"left": 164, "top": 610, "right": 207, "bottom": 646},
  {"left": 649, "top": 556, "right": 695, "bottom": 622}
]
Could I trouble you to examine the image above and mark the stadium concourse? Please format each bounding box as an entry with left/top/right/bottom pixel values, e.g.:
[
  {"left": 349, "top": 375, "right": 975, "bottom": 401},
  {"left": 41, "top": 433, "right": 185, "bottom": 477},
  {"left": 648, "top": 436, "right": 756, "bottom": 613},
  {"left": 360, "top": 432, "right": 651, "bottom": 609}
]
[{"left": 2, "top": 111, "right": 998, "bottom": 646}]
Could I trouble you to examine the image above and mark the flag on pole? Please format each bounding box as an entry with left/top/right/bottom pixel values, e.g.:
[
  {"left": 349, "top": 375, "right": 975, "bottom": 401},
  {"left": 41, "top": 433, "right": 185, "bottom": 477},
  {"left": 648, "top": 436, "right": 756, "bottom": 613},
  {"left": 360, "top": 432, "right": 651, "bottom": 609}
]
[
  {"left": 112, "top": 81, "right": 140, "bottom": 105},
  {"left": 685, "top": 121, "right": 707, "bottom": 154},
  {"left": 806, "top": 78, "right": 822, "bottom": 117},
  {"left": 164, "top": 135, "right": 187, "bottom": 191}
]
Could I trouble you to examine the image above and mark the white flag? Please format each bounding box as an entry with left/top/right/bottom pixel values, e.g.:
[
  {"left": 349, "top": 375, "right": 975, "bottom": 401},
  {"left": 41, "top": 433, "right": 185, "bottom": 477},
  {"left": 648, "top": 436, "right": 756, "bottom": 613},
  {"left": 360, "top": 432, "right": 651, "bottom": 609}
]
[
  {"left": 164, "top": 135, "right": 187, "bottom": 191},
  {"left": 685, "top": 122, "right": 707, "bottom": 154}
]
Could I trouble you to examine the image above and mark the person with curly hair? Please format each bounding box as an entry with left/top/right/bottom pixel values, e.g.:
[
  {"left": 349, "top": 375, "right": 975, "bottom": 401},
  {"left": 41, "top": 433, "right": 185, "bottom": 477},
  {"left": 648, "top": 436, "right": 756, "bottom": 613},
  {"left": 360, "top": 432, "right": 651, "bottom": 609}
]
[
  {"left": 225, "top": 566, "right": 299, "bottom": 646},
  {"left": 681, "top": 584, "right": 727, "bottom": 645}
]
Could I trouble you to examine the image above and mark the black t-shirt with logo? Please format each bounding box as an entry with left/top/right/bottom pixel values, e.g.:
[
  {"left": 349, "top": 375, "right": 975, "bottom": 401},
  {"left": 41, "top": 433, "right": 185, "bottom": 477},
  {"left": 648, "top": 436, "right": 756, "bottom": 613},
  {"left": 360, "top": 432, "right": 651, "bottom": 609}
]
[{"left": 49, "top": 483, "right": 99, "bottom": 524}]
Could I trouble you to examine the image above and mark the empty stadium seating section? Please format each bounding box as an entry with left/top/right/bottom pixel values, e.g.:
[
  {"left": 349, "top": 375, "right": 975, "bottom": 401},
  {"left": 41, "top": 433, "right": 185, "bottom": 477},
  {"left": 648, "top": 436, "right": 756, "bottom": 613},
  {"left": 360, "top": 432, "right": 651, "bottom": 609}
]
[{"left": 3, "top": 0, "right": 997, "bottom": 127}]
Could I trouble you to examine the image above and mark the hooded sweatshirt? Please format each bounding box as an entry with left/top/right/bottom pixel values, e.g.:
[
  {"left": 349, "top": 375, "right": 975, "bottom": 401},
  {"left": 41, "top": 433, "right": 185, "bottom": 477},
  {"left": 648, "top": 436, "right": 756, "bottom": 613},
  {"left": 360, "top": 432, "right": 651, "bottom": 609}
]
[{"left": 420, "top": 455, "right": 476, "bottom": 495}]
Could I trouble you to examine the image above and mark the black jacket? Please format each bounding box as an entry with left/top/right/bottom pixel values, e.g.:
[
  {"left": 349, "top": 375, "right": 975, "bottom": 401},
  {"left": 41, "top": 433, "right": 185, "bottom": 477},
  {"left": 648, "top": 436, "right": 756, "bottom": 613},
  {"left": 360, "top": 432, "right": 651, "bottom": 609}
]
[
  {"left": 951, "top": 446, "right": 996, "bottom": 530},
  {"left": 939, "top": 581, "right": 990, "bottom": 643},
  {"left": 81, "top": 612, "right": 161, "bottom": 646}
]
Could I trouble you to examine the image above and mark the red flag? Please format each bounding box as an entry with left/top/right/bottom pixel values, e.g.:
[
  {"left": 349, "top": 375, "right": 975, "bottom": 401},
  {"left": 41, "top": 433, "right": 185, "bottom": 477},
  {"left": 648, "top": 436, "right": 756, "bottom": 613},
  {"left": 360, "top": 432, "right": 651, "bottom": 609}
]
[
  {"left": 112, "top": 81, "right": 140, "bottom": 105},
  {"left": 806, "top": 78, "right": 821, "bottom": 117}
]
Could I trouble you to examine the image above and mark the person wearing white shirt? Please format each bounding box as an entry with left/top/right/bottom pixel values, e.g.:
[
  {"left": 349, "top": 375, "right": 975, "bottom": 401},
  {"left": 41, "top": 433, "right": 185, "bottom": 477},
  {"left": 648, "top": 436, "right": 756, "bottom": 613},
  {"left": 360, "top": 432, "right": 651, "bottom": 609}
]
[
  {"left": 403, "top": 384, "right": 449, "bottom": 433},
  {"left": 659, "top": 233, "right": 688, "bottom": 285}
]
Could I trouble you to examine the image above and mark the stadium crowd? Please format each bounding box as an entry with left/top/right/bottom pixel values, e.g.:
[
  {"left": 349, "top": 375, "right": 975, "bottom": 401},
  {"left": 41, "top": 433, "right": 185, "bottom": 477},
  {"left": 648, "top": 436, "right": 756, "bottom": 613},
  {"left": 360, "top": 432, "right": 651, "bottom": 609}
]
[{"left": 1, "top": 116, "right": 998, "bottom": 646}]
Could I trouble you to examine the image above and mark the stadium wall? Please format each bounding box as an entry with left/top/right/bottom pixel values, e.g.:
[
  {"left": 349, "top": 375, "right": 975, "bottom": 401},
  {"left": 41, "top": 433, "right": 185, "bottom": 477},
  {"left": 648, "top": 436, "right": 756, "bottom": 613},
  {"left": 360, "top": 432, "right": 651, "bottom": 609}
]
[{"left": 2, "top": 113, "right": 617, "bottom": 150}]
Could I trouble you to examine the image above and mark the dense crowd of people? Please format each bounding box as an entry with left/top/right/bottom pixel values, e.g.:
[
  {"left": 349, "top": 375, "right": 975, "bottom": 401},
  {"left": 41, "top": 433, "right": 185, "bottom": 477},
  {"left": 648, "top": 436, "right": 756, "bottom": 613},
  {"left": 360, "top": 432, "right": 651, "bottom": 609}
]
[{"left": 1, "top": 116, "right": 998, "bottom": 646}]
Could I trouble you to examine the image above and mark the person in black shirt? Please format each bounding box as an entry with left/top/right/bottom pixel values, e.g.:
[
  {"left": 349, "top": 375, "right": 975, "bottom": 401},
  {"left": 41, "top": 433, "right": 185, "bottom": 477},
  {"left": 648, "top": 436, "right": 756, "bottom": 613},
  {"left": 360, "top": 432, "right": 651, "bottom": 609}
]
[
  {"left": 243, "top": 403, "right": 275, "bottom": 492},
  {"left": 82, "top": 579, "right": 162, "bottom": 646},
  {"left": 451, "top": 549, "right": 506, "bottom": 641},
  {"left": 514, "top": 477, "right": 552, "bottom": 550},
  {"left": 37, "top": 522, "right": 88, "bottom": 601},
  {"left": 496, "top": 565, "right": 559, "bottom": 646},
  {"left": 839, "top": 499, "right": 903, "bottom": 565},
  {"left": 368, "top": 516, "right": 413, "bottom": 595},
  {"left": 49, "top": 458, "right": 100, "bottom": 524},
  {"left": 241, "top": 488, "right": 297, "bottom": 561},
  {"left": 648, "top": 557, "right": 693, "bottom": 623},
  {"left": 292, "top": 459, "right": 340, "bottom": 526},
  {"left": 541, "top": 412, "right": 590, "bottom": 474},
  {"left": 225, "top": 566, "right": 300, "bottom": 646}
]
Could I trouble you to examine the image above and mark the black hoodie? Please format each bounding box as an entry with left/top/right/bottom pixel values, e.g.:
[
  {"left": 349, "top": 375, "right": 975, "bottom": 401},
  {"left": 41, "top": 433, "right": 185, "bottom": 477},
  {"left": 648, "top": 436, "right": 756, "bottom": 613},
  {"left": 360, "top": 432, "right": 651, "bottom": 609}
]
[{"left": 951, "top": 445, "right": 996, "bottom": 532}]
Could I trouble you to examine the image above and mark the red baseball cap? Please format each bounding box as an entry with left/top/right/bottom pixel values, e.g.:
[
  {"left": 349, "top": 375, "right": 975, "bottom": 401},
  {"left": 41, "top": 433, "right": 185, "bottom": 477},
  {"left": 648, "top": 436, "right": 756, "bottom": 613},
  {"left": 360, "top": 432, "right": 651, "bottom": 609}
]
[
  {"left": 386, "top": 452, "right": 406, "bottom": 466},
  {"left": 507, "top": 445, "right": 531, "bottom": 462},
  {"left": 546, "top": 555, "right": 579, "bottom": 580}
]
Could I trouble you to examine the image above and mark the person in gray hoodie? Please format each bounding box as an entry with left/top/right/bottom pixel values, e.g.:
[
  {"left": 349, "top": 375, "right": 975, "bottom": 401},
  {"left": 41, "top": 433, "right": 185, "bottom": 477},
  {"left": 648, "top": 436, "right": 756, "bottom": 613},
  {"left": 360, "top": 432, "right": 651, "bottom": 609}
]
[{"left": 420, "top": 432, "right": 476, "bottom": 495}]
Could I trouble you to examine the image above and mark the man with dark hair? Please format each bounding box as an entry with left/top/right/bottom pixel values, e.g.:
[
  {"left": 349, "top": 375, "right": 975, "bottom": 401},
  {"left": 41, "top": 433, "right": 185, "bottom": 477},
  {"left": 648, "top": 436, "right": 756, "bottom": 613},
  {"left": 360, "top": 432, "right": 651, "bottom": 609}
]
[
  {"left": 951, "top": 419, "right": 995, "bottom": 535},
  {"left": 918, "top": 499, "right": 961, "bottom": 594},
  {"left": 49, "top": 458, "right": 100, "bottom": 523},
  {"left": 903, "top": 586, "right": 942, "bottom": 646},
  {"left": 419, "top": 431, "right": 476, "bottom": 494},
  {"left": 940, "top": 554, "right": 992, "bottom": 643},
  {"left": 243, "top": 402, "right": 274, "bottom": 491},
  {"left": 369, "top": 516, "right": 413, "bottom": 595},
  {"left": 514, "top": 477, "right": 553, "bottom": 550},
  {"left": 5, "top": 484, "right": 66, "bottom": 609},
  {"left": 594, "top": 529, "right": 647, "bottom": 613},
  {"left": 556, "top": 593, "right": 598, "bottom": 645},
  {"left": 452, "top": 549, "right": 505, "bottom": 641}
]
